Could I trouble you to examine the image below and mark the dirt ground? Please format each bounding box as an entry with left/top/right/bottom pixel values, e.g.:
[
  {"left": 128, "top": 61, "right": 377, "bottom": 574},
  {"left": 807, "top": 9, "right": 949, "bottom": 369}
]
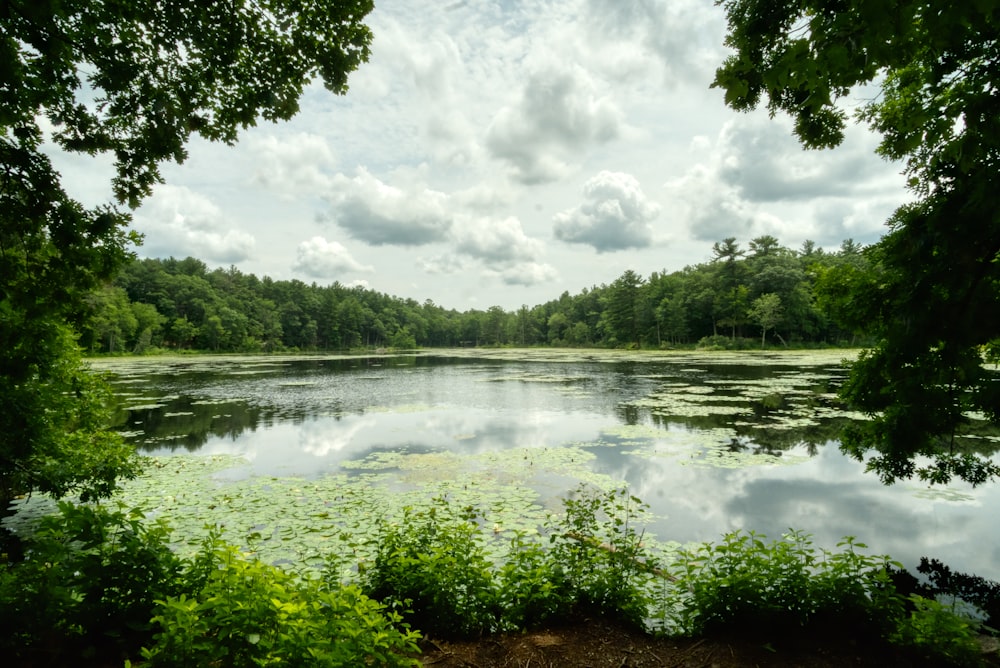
[{"left": 417, "top": 616, "right": 1000, "bottom": 668}]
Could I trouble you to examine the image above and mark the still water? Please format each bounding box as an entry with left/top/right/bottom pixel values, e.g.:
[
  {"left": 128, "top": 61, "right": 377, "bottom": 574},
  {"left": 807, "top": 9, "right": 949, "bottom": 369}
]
[{"left": 93, "top": 349, "right": 1000, "bottom": 580}]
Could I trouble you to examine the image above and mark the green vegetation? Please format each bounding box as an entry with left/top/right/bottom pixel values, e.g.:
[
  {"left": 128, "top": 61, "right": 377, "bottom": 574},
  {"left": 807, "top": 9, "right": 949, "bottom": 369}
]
[
  {"left": 3, "top": 1, "right": 999, "bottom": 665},
  {"left": 140, "top": 531, "right": 420, "bottom": 668},
  {"left": 1, "top": 0, "right": 375, "bottom": 508},
  {"left": 713, "top": 0, "right": 1000, "bottom": 485},
  {"left": 83, "top": 236, "right": 867, "bottom": 355},
  {"left": 2, "top": 489, "right": 992, "bottom": 666},
  {"left": 1, "top": 502, "right": 420, "bottom": 667}
]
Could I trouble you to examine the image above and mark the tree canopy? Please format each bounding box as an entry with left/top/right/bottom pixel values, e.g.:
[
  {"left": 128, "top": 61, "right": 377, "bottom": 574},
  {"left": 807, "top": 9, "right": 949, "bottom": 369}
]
[
  {"left": 0, "top": 0, "right": 374, "bottom": 505},
  {"left": 83, "top": 235, "right": 879, "bottom": 356},
  {"left": 713, "top": 0, "right": 1000, "bottom": 485}
]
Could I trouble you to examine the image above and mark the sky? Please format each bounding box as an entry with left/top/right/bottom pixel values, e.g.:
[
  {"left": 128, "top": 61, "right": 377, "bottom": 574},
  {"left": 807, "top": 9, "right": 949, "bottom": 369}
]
[{"left": 54, "top": 0, "right": 911, "bottom": 311}]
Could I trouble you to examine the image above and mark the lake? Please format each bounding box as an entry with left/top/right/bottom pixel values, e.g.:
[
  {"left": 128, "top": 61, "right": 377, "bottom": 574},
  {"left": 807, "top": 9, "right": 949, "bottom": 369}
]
[{"left": 84, "top": 349, "right": 1000, "bottom": 581}]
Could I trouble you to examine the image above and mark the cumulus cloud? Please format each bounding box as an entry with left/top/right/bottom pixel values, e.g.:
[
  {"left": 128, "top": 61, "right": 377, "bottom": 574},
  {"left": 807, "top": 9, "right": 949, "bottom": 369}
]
[
  {"left": 321, "top": 168, "right": 453, "bottom": 245},
  {"left": 319, "top": 166, "right": 558, "bottom": 286},
  {"left": 250, "top": 133, "right": 336, "bottom": 196},
  {"left": 664, "top": 163, "right": 765, "bottom": 242},
  {"left": 494, "top": 262, "right": 560, "bottom": 287},
  {"left": 453, "top": 216, "right": 558, "bottom": 286},
  {"left": 486, "top": 67, "right": 623, "bottom": 184},
  {"left": 292, "top": 237, "right": 373, "bottom": 278},
  {"left": 715, "top": 118, "right": 886, "bottom": 202},
  {"left": 664, "top": 116, "right": 910, "bottom": 246},
  {"left": 418, "top": 253, "right": 472, "bottom": 276},
  {"left": 420, "top": 215, "right": 558, "bottom": 287},
  {"left": 581, "top": 0, "right": 724, "bottom": 85},
  {"left": 553, "top": 171, "right": 660, "bottom": 252},
  {"left": 452, "top": 216, "right": 544, "bottom": 264},
  {"left": 134, "top": 185, "right": 255, "bottom": 262}
]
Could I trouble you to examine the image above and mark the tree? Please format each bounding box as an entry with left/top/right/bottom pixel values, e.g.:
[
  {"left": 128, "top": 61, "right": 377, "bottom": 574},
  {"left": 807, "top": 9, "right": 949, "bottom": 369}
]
[
  {"left": 711, "top": 237, "right": 746, "bottom": 284},
  {"left": 656, "top": 295, "right": 689, "bottom": 346},
  {"left": 714, "top": 0, "right": 1000, "bottom": 485},
  {"left": 715, "top": 284, "right": 750, "bottom": 341},
  {"left": 748, "top": 235, "right": 782, "bottom": 258},
  {"left": 82, "top": 287, "right": 139, "bottom": 353},
  {"left": 748, "top": 293, "right": 783, "bottom": 348},
  {"left": 602, "top": 270, "right": 645, "bottom": 347},
  {"left": 1, "top": 1, "right": 375, "bottom": 505},
  {"left": 547, "top": 312, "right": 570, "bottom": 344},
  {"left": 484, "top": 306, "right": 509, "bottom": 346}
]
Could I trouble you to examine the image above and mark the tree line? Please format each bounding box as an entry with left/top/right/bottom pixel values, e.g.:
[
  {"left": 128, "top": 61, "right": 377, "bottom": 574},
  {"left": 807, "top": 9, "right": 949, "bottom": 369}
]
[{"left": 78, "top": 235, "right": 873, "bottom": 354}]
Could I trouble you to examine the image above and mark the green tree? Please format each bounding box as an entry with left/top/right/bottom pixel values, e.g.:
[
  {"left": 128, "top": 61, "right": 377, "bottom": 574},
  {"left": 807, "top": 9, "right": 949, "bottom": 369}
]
[
  {"left": 748, "top": 293, "right": 783, "bottom": 348},
  {"left": 484, "top": 306, "right": 509, "bottom": 346},
  {"left": 130, "top": 302, "right": 166, "bottom": 353},
  {"left": 1, "top": 0, "right": 374, "bottom": 504},
  {"left": 82, "top": 287, "right": 139, "bottom": 353},
  {"left": 748, "top": 234, "right": 782, "bottom": 259},
  {"left": 714, "top": 0, "right": 1000, "bottom": 485},
  {"left": 715, "top": 284, "right": 750, "bottom": 341},
  {"left": 656, "top": 295, "right": 689, "bottom": 346},
  {"left": 602, "top": 270, "right": 645, "bottom": 347},
  {"left": 547, "top": 312, "right": 570, "bottom": 344}
]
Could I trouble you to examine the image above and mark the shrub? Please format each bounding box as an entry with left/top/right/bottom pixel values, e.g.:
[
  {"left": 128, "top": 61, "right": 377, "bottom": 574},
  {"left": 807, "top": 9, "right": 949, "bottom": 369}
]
[
  {"left": 664, "top": 530, "right": 905, "bottom": 638},
  {"left": 0, "top": 501, "right": 183, "bottom": 660},
  {"left": 358, "top": 504, "right": 500, "bottom": 638},
  {"left": 357, "top": 487, "right": 657, "bottom": 636},
  {"left": 496, "top": 530, "right": 572, "bottom": 629},
  {"left": 142, "top": 531, "right": 420, "bottom": 667},
  {"left": 890, "top": 594, "right": 984, "bottom": 667},
  {"left": 543, "top": 486, "right": 655, "bottom": 628}
]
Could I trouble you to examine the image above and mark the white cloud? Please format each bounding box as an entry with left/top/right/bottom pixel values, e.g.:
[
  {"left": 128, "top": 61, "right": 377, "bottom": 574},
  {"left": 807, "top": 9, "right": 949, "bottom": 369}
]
[
  {"left": 553, "top": 171, "right": 660, "bottom": 252},
  {"left": 452, "top": 216, "right": 543, "bottom": 264},
  {"left": 416, "top": 214, "right": 557, "bottom": 288},
  {"left": 664, "top": 116, "right": 910, "bottom": 248},
  {"left": 250, "top": 133, "right": 336, "bottom": 196},
  {"left": 664, "top": 163, "right": 763, "bottom": 242},
  {"left": 495, "top": 261, "right": 560, "bottom": 287},
  {"left": 418, "top": 252, "right": 471, "bottom": 276},
  {"left": 715, "top": 118, "right": 888, "bottom": 202},
  {"left": 321, "top": 168, "right": 453, "bottom": 245},
  {"left": 133, "top": 185, "right": 255, "bottom": 262},
  {"left": 486, "top": 67, "right": 624, "bottom": 184},
  {"left": 292, "top": 237, "right": 373, "bottom": 278},
  {"left": 48, "top": 0, "right": 914, "bottom": 309},
  {"left": 581, "top": 0, "right": 724, "bottom": 86}
]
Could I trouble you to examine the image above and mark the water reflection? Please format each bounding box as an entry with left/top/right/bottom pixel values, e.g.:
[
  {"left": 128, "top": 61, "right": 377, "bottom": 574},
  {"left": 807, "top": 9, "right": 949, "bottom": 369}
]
[{"left": 96, "top": 352, "right": 1000, "bottom": 581}]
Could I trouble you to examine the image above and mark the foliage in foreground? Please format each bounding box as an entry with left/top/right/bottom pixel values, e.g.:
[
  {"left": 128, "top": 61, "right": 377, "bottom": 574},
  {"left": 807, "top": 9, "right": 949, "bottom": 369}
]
[
  {"left": 2, "top": 0, "right": 377, "bottom": 511},
  {"left": 0, "top": 503, "right": 419, "bottom": 667},
  {"left": 140, "top": 531, "right": 420, "bottom": 668},
  {"left": 354, "top": 488, "right": 652, "bottom": 637},
  {"left": 0, "top": 502, "right": 183, "bottom": 661},
  {"left": 352, "top": 488, "right": 989, "bottom": 665},
  {"left": 713, "top": 0, "right": 1000, "bottom": 487},
  {"left": 1, "top": 489, "right": 993, "bottom": 667}
]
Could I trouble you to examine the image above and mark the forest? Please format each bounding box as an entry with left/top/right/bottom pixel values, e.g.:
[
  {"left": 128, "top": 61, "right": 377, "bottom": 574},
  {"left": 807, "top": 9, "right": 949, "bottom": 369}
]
[{"left": 78, "top": 235, "right": 872, "bottom": 355}]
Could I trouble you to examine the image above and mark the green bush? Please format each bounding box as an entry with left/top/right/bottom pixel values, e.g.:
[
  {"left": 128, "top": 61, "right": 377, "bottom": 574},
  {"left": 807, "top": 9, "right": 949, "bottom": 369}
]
[
  {"left": 542, "top": 486, "right": 655, "bottom": 627},
  {"left": 0, "top": 501, "right": 183, "bottom": 660},
  {"left": 3, "top": 491, "right": 990, "bottom": 667},
  {"left": 356, "top": 488, "right": 658, "bottom": 637},
  {"left": 890, "top": 594, "right": 984, "bottom": 667},
  {"left": 142, "top": 531, "right": 420, "bottom": 667},
  {"left": 496, "top": 530, "right": 573, "bottom": 629},
  {"left": 358, "top": 505, "right": 501, "bottom": 638},
  {"left": 664, "top": 530, "right": 904, "bottom": 638}
]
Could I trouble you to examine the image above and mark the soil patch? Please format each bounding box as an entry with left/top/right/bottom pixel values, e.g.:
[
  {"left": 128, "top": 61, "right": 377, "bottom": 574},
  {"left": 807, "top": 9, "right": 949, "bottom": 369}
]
[{"left": 418, "top": 616, "right": 999, "bottom": 667}]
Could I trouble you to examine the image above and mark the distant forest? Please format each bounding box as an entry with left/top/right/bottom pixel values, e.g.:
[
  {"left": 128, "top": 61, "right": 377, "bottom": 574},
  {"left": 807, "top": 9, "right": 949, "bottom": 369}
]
[{"left": 78, "top": 235, "right": 874, "bottom": 354}]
